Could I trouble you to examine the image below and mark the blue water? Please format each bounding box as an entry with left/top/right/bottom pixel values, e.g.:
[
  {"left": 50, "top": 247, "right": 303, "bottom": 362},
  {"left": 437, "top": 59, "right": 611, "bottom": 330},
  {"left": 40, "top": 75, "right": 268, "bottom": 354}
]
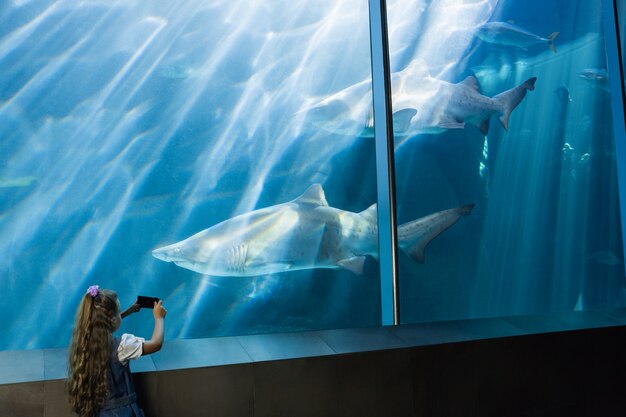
[{"left": 0, "top": 0, "right": 623, "bottom": 351}]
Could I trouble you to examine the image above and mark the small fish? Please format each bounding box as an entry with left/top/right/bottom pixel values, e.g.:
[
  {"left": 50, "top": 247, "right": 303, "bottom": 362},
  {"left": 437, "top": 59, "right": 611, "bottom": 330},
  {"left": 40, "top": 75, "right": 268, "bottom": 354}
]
[
  {"left": 579, "top": 153, "right": 591, "bottom": 165},
  {"left": 562, "top": 143, "right": 574, "bottom": 160},
  {"left": 477, "top": 22, "right": 559, "bottom": 53},
  {"left": 579, "top": 68, "right": 610, "bottom": 92}
]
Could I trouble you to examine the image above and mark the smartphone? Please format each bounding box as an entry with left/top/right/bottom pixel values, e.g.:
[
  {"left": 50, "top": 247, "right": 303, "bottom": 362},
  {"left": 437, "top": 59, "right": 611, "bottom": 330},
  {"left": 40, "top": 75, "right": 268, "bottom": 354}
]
[{"left": 137, "top": 296, "right": 160, "bottom": 309}]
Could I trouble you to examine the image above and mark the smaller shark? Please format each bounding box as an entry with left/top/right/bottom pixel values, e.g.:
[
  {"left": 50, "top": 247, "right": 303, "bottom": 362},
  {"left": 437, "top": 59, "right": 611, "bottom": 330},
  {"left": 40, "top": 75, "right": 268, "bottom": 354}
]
[
  {"left": 304, "top": 64, "right": 536, "bottom": 137},
  {"left": 477, "top": 22, "right": 559, "bottom": 53},
  {"left": 579, "top": 68, "right": 610, "bottom": 92},
  {"left": 152, "top": 184, "right": 474, "bottom": 277}
]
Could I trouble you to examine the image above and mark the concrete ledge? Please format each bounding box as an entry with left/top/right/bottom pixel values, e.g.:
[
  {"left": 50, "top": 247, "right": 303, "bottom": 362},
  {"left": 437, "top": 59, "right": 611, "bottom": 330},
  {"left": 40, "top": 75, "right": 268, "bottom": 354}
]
[
  {"left": 0, "top": 308, "right": 624, "bottom": 385},
  {"left": 2, "top": 323, "right": 625, "bottom": 417}
]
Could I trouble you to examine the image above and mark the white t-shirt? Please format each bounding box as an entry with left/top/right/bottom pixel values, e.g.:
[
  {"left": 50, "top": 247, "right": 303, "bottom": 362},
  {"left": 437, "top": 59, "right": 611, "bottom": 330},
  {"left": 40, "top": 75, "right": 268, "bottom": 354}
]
[{"left": 117, "top": 333, "right": 145, "bottom": 366}]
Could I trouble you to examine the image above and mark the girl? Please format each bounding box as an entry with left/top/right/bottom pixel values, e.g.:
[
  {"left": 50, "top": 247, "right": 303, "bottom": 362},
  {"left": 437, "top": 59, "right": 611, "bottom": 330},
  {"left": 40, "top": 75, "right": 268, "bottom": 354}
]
[{"left": 68, "top": 285, "right": 167, "bottom": 417}]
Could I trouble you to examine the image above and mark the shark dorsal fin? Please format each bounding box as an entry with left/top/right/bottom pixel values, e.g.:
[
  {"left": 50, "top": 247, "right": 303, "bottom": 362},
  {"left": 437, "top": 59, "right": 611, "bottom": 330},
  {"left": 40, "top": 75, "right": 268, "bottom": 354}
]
[
  {"left": 359, "top": 203, "right": 377, "bottom": 221},
  {"left": 459, "top": 76, "right": 480, "bottom": 92},
  {"left": 294, "top": 184, "right": 328, "bottom": 206},
  {"left": 393, "top": 108, "right": 417, "bottom": 133}
]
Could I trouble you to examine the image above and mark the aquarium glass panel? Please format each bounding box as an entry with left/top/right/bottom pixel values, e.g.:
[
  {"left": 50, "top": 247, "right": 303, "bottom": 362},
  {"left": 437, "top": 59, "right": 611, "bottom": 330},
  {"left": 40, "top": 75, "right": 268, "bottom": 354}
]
[
  {"left": 387, "top": 0, "right": 625, "bottom": 323},
  {"left": 615, "top": 0, "right": 626, "bottom": 84},
  {"left": 0, "top": 0, "right": 382, "bottom": 350}
]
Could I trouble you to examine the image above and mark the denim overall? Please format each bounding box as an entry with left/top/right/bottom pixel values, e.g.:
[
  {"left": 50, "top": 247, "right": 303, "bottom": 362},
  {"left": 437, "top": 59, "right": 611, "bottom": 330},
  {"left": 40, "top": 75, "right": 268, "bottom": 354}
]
[{"left": 99, "top": 340, "right": 145, "bottom": 417}]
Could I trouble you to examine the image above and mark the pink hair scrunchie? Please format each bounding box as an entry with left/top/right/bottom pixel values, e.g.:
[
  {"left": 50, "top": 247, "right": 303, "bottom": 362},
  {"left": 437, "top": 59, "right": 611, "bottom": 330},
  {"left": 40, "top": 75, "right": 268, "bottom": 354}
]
[{"left": 86, "top": 285, "right": 100, "bottom": 298}]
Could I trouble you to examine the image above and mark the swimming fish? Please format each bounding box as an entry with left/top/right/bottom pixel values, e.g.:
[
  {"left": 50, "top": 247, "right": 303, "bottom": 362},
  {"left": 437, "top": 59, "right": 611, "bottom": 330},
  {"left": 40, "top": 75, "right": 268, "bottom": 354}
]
[
  {"left": 152, "top": 184, "right": 474, "bottom": 276},
  {"left": 579, "top": 68, "right": 610, "bottom": 92},
  {"left": 303, "top": 60, "right": 536, "bottom": 137},
  {"left": 579, "top": 153, "right": 591, "bottom": 165},
  {"left": 562, "top": 143, "right": 575, "bottom": 160},
  {"left": 477, "top": 22, "right": 559, "bottom": 53},
  {"left": 554, "top": 85, "right": 572, "bottom": 102}
]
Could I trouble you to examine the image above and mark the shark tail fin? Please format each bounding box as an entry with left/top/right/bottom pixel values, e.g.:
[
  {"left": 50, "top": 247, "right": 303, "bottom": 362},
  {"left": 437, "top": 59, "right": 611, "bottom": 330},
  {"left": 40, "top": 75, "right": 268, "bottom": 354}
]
[
  {"left": 547, "top": 32, "right": 559, "bottom": 53},
  {"left": 397, "top": 204, "right": 474, "bottom": 263},
  {"left": 493, "top": 77, "right": 537, "bottom": 131}
]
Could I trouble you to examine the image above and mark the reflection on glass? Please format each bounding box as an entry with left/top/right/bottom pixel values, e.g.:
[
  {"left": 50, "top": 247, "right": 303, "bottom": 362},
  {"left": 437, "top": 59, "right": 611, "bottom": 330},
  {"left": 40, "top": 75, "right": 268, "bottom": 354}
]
[
  {"left": 387, "top": 0, "right": 624, "bottom": 322},
  {"left": 0, "top": 0, "right": 380, "bottom": 350}
]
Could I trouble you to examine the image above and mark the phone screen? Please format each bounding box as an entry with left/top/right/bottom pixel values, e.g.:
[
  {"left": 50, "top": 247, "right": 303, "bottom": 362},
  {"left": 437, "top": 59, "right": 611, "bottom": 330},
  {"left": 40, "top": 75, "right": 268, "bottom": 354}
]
[{"left": 137, "top": 296, "right": 160, "bottom": 309}]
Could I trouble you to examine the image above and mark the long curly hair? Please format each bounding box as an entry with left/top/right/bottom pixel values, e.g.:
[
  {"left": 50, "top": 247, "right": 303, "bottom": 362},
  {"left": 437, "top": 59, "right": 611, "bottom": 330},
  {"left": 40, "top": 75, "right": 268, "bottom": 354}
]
[{"left": 67, "top": 288, "right": 119, "bottom": 417}]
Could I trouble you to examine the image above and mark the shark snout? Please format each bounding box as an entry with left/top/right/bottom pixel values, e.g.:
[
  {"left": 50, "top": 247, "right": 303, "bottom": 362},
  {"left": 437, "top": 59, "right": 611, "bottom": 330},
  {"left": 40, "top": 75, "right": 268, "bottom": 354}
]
[
  {"left": 152, "top": 245, "right": 182, "bottom": 262},
  {"left": 151, "top": 247, "right": 170, "bottom": 262}
]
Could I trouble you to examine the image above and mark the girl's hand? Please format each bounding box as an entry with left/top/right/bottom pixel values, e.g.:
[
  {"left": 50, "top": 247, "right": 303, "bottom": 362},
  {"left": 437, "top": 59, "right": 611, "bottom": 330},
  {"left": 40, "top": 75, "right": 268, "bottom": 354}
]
[{"left": 153, "top": 300, "right": 167, "bottom": 319}]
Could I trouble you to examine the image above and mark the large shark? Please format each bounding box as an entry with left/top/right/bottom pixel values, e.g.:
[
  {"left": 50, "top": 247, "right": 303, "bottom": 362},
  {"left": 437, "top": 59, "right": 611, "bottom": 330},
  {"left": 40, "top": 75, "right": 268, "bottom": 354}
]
[
  {"left": 152, "top": 184, "right": 473, "bottom": 276},
  {"left": 303, "top": 60, "right": 536, "bottom": 137}
]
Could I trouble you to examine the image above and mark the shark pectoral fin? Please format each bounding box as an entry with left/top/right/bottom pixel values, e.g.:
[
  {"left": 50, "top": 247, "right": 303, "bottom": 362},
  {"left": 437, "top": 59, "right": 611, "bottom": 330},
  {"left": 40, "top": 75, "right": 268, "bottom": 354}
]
[
  {"left": 337, "top": 256, "right": 366, "bottom": 274},
  {"left": 479, "top": 118, "right": 490, "bottom": 135},
  {"left": 498, "top": 113, "right": 509, "bottom": 130},
  {"left": 407, "top": 242, "right": 427, "bottom": 264},
  {"left": 392, "top": 108, "right": 417, "bottom": 133}
]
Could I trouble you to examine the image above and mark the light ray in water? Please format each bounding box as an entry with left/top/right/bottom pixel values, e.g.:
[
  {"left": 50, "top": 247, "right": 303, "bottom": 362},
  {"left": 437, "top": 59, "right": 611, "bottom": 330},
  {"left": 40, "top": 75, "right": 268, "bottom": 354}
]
[
  {"left": 0, "top": 1, "right": 62, "bottom": 60},
  {"left": 0, "top": 2, "right": 211, "bottom": 348},
  {"left": 179, "top": 276, "right": 212, "bottom": 337},
  {"left": 0, "top": 6, "right": 168, "bottom": 260}
]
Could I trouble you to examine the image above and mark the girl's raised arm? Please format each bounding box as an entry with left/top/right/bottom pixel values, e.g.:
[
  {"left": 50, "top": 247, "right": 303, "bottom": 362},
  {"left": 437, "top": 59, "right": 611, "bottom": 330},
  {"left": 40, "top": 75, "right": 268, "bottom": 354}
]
[{"left": 142, "top": 300, "right": 167, "bottom": 355}]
